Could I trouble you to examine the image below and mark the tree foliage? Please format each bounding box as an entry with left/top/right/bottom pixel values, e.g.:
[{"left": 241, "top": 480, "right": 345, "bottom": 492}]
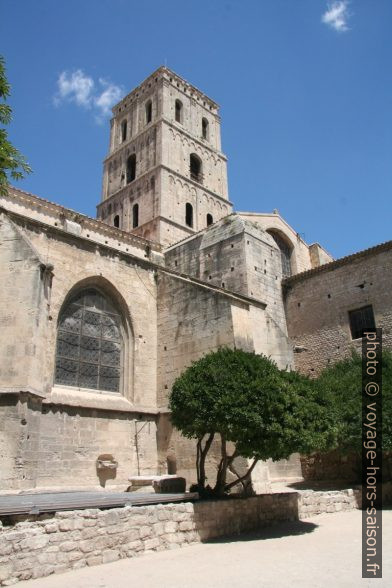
[
  {"left": 316, "top": 351, "right": 392, "bottom": 454},
  {"left": 169, "top": 347, "right": 336, "bottom": 496},
  {"left": 0, "top": 55, "right": 31, "bottom": 195}
]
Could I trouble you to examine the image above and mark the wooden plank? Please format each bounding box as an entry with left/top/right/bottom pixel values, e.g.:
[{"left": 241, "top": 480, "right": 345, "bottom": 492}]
[{"left": 0, "top": 491, "right": 199, "bottom": 516}]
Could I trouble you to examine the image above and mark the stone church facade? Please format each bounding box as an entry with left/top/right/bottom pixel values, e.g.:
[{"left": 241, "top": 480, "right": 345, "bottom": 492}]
[{"left": 1, "top": 67, "right": 391, "bottom": 492}]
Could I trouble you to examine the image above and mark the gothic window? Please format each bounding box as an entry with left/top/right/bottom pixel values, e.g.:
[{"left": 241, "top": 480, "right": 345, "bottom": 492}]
[
  {"left": 206, "top": 213, "right": 213, "bottom": 226},
  {"left": 145, "top": 100, "right": 152, "bottom": 124},
  {"left": 267, "top": 230, "right": 292, "bottom": 278},
  {"left": 175, "top": 99, "right": 183, "bottom": 123},
  {"left": 113, "top": 215, "right": 120, "bottom": 228},
  {"left": 185, "top": 203, "right": 193, "bottom": 228},
  {"left": 190, "top": 153, "right": 202, "bottom": 183},
  {"left": 121, "top": 120, "right": 127, "bottom": 142},
  {"left": 202, "top": 117, "right": 209, "bottom": 140},
  {"left": 133, "top": 203, "right": 139, "bottom": 228},
  {"left": 127, "top": 154, "right": 136, "bottom": 183},
  {"left": 349, "top": 305, "right": 376, "bottom": 340},
  {"left": 55, "top": 289, "right": 122, "bottom": 393}
]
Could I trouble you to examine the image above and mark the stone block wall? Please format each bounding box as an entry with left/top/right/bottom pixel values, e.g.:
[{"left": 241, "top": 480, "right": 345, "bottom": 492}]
[
  {"left": 0, "top": 494, "right": 298, "bottom": 585},
  {"left": 284, "top": 244, "right": 392, "bottom": 376}
]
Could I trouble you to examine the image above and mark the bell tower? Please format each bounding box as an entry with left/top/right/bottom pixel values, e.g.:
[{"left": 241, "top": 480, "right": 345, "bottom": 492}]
[{"left": 97, "top": 67, "right": 233, "bottom": 246}]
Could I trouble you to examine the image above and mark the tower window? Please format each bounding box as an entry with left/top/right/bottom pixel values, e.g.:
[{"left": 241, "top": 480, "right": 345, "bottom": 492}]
[
  {"left": 206, "top": 213, "right": 213, "bottom": 226},
  {"left": 175, "top": 99, "right": 183, "bottom": 123},
  {"left": 133, "top": 203, "right": 139, "bottom": 228},
  {"left": 55, "top": 288, "right": 122, "bottom": 393},
  {"left": 185, "top": 203, "right": 193, "bottom": 228},
  {"left": 121, "top": 120, "right": 127, "bottom": 142},
  {"left": 145, "top": 100, "right": 152, "bottom": 124},
  {"left": 190, "top": 153, "right": 202, "bottom": 183},
  {"left": 349, "top": 305, "right": 376, "bottom": 340},
  {"left": 202, "top": 118, "right": 209, "bottom": 140},
  {"left": 126, "top": 154, "right": 136, "bottom": 183},
  {"left": 113, "top": 215, "right": 120, "bottom": 228}
]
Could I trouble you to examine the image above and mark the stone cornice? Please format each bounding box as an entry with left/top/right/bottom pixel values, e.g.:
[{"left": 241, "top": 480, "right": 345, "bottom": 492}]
[
  {"left": 112, "top": 66, "right": 219, "bottom": 117},
  {"left": 3, "top": 187, "right": 162, "bottom": 253},
  {"left": 283, "top": 239, "right": 392, "bottom": 286}
]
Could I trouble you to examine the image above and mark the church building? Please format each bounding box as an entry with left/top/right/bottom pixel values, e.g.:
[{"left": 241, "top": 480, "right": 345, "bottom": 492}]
[{"left": 1, "top": 67, "right": 391, "bottom": 492}]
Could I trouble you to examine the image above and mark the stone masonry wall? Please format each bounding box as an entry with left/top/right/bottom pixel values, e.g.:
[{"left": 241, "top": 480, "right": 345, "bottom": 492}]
[
  {"left": 284, "top": 245, "right": 392, "bottom": 376},
  {"left": 0, "top": 494, "right": 298, "bottom": 585},
  {"left": 0, "top": 487, "right": 377, "bottom": 586}
]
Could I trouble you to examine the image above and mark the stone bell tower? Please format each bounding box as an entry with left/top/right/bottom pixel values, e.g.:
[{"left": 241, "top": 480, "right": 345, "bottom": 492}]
[{"left": 97, "top": 66, "right": 233, "bottom": 246}]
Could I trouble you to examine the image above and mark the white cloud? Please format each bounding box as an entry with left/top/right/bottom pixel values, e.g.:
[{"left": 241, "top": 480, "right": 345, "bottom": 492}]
[
  {"left": 94, "top": 78, "right": 123, "bottom": 120},
  {"left": 54, "top": 70, "right": 123, "bottom": 122},
  {"left": 55, "top": 70, "right": 95, "bottom": 108},
  {"left": 322, "top": 1, "right": 351, "bottom": 32}
]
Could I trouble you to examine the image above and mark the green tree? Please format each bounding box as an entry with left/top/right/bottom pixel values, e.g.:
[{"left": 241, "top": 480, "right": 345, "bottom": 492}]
[
  {"left": 316, "top": 351, "right": 392, "bottom": 454},
  {"left": 169, "top": 347, "right": 336, "bottom": 497},
  {"left": 0, "top": 55, "right": 31, "bottom": 195}
]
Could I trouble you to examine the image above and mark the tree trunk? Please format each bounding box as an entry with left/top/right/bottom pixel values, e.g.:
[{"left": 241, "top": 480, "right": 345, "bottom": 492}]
[{"left": 197, "top": 433, "right": 215, "bottom": 490}]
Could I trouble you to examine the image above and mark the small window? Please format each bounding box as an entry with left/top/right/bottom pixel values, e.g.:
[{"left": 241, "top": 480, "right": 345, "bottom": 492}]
[
  {"left": 202, "top": 117, "right": 209, "bottom": 140},
  {"left": 206, "top": 213, "right": 213, "bottom": 226},
  {"left": 133, "top": 203, "right": 139, "bottom": 228},
  {"left": 126, "top": 154, "right": 136, "bottom": 183},
  {"left": 349, "top": 306, "right": 376, "bottom": 340},
  {"left": 175, "top": 99, "right": 183, "bottom": 123},
  {"left": 190, "top": 153, "right": 202, "bottom": 183},
  {"left": 145, "top": 100, "right": 152, "bottom": 124},
  {"left": 121, "top": 120, "right": 127, "bottom": 142},
  {"left": 113, "top": 215, "right": 120, "bottom": 228},
  {"left": 185, "top": 203, "right": 193, "bottom": 228}
]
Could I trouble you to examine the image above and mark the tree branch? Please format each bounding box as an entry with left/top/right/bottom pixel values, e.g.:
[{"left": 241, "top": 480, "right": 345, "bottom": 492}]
[{"left": 225, "top": 458, "right": 258, "bottom": 492}]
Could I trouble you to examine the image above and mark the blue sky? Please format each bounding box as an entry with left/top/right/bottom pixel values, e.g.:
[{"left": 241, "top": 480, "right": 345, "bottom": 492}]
[{"left": 1, "top": 0, "right": 391, "bottom": 259}]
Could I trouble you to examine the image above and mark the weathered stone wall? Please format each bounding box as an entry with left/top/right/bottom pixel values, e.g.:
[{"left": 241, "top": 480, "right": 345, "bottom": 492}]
[
  {"left": 164, "top": 215, "right": 294, "bottom": 370},
  {"left": 284, "top": 244, "right": 392, "bottom": 376},
  {"left": 300, "top": 451, "right": 361, "bottom": 483},
  {"left": 0, "top": 213, "right": 50, "bottom": 395},
  {"left": 0, "top": 494, "right": 298, "bottom": 585},
  {"left": 298, "top": 488, "right": 361, "bottom": 518},
  {"left": 238, "top": 212, "right": 326, "bottom": 274},
  {"left": 0, "top": 198, "right": 161, "bottom": 491}
]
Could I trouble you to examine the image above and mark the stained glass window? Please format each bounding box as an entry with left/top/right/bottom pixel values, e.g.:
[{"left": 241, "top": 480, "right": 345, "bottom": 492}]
[{"left": 55, "top": 289, "right": 122, "bottom": 392}]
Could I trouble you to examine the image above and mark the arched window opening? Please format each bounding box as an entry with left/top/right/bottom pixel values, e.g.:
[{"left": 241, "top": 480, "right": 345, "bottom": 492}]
[
  {"left": 113, "top": 215, "right": 120, "bottom": 228},
  {"left": 126, "top": 154, "right": 136, "bottom": 183},
  {"left": 202, "top": 117, "right": 209, "bottom": 140},
  {"left": 267, "top": 231, "right": 292, "bottom": 278},
  {"left": 185, "top": 203, "right": 193, "bottom": 228},
  {"left": 55, "top": 288, "right": 122, "bottom": 392},
  {"left": 175, "top": 99, "right": 183, "bottom": 123},
  {"left": 190, "top": 153, "right": 202, "bottom": 183},
  {"left": 132, "top": 203, "right": 139, "bottom": 228},
  {"left": 206, "top": 213, "right": 213, "bottom": 226},
  {"left": 145, "top": 100, "right": 152, "bottom": 124},
  {"left": 121, "top": 120, "right": 127, "bottom": 142}
]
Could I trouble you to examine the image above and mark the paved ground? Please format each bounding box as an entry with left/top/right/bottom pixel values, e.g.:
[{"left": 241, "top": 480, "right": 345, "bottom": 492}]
[{"left": 17, "top": 510, "right": 391, "bottom": 588}]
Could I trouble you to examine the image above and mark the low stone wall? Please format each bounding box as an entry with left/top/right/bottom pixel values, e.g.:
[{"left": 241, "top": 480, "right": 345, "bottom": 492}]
[
  {"left": 297, "top": 489, "right": 361, "bottom": 518},
  {"left": 0, "top": 493, "right": 297, "bottom": 585}
]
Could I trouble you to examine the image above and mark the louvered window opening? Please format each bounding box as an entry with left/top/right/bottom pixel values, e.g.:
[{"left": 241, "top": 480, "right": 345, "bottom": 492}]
[
  {"left": 349, "top": 305, "right": 376, "bottom": 340},
  {"left": 55, "top": 289, "right": 121, "bottom": 392}
]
